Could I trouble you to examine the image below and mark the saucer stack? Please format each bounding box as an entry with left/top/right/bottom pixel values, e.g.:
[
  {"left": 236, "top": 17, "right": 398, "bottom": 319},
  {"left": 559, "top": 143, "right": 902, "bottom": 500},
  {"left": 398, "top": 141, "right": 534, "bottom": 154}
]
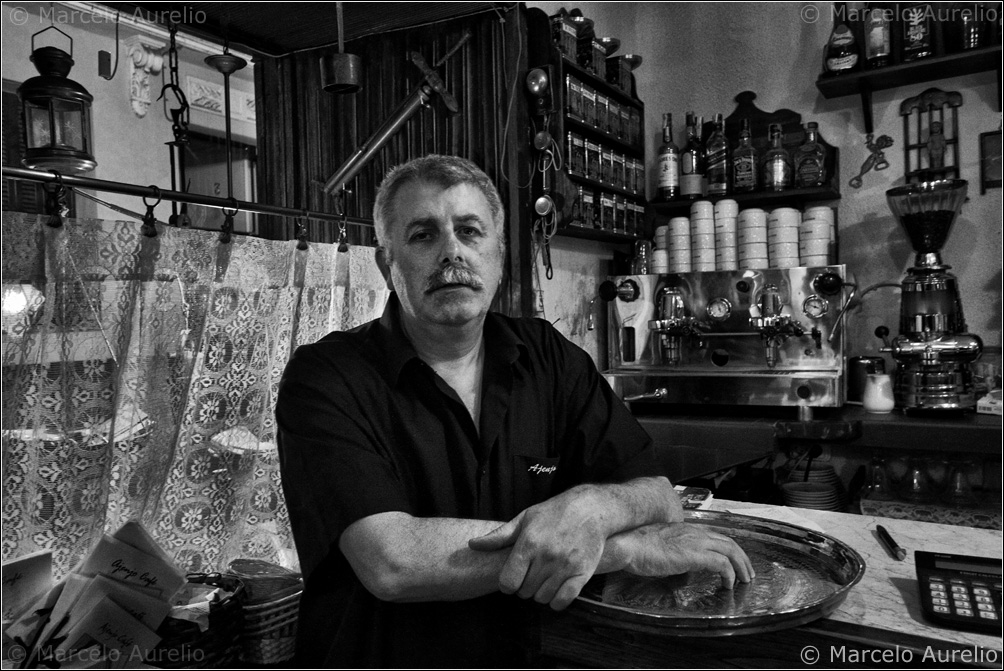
[
  {"left": 714, "top": 199, "right": 738, "bottom": 271},
  {"left": 737, "top": 208, "right": 768, "bottom": 270},
  {"left": 782, "top": 462, "right": 846, "bottom": 511},
  {"left": 800, "top": 206, "right": 835, "bottom": 266},
  {"left": 690, "top": 201, "right": 716, "bottom": 272},
  {"left": 665, "top": 216, "right": 691, "bottom": 272},
  {"left": 767, "top": 207, "right": 800, "bottom": 269},
  {"left": 652, "top": 224, "right": 669, "bottom": 273}
]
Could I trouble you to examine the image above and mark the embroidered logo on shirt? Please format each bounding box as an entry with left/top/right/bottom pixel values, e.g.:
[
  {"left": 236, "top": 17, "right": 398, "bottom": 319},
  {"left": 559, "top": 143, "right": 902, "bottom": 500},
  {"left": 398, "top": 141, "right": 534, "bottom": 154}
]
[{"left": 527, "top": 463, "right": 556, "bottom": 475}]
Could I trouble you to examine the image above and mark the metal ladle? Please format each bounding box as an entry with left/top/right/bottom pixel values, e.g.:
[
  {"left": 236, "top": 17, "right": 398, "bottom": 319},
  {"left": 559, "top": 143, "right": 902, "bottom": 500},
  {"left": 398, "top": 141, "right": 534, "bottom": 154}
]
[{"left": 320, "top": 2, "right": 361, "bottom": 94}]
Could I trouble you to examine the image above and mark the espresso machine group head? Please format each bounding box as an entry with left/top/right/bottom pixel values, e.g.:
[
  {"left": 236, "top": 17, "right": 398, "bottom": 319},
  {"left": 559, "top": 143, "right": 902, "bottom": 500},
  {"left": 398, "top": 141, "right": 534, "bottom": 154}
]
[{"left": 878, "top": 179, "right": 983, "bottom": 412}]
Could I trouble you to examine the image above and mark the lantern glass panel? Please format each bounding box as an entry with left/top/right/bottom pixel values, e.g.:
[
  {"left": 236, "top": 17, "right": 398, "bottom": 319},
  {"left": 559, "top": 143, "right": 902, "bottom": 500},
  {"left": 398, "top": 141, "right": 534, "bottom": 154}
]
[
  {"left": 52, "top": 99, "right": 83, "bottom": 149},
  {"left": 26, "top": 101, "right": 52, "bottom": 148}
]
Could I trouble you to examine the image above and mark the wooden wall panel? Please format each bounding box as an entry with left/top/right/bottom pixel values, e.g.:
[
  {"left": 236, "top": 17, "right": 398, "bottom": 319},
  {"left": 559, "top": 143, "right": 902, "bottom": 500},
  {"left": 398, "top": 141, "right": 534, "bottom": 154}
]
[{"left": 255, "top": 6, "right": 532, "bottom": 315}]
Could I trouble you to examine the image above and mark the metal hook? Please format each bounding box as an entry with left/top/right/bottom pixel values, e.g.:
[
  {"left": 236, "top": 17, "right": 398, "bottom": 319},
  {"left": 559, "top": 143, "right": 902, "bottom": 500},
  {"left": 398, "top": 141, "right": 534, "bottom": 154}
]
[
  {"left": 296, "top": 211, "right": 309, "bottom": 250},
  {"left": 219, "top": 198, "right": 239, "bottom": 244},
  {"left": 141, "top": 186, "right": 160, "bottom": 237},
  {"left": 337, "top": 196, "right": 349, "bottom": 253},
  {"left": 44, "top": 170, "right": 68, "bottom": 226}
]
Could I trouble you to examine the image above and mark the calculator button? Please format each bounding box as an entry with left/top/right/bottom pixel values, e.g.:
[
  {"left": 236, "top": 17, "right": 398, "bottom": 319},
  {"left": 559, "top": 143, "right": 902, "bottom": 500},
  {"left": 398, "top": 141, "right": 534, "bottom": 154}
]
[
  {"left": 977, "top": 603, "right": 994, "bottom": 611},
  {"left": 980, "top": 612, "right": 999, "bottom": 620},
  {"left": 929, "top": 576, "right": 945, "bottom": 583},
  {"left": 951, "top": 585, "right": 968, "bottom": 593},
  {"left": 930, "top": 589, "right": 947, "bottom": 597},
  {"left": 956, "top": 608, "right": 973, "bottom": 617},
  {"left": 973, "top": 588, "right": 991, "bottom": 596},
  {"left": 934, "top": 605, "right": 950, "bottom": 613},
  {"left": 971, "top": 581, "right": 988, "bottom": 588},
  {"left": 976, "top": 595, "right": 993, "bottom": 603},
  {"left": 932, "top": 597, "right": 949, "bottom": 605}
]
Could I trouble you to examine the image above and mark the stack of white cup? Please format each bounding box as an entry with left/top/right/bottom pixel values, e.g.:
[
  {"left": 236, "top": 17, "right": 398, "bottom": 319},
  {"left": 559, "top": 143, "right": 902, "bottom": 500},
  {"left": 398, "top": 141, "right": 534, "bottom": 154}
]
[
  {"left": 652, "top": 224, "right": 670, "bottom": 273},
  {"left": 665, "top": 216, "right": 691, "bottom": 272},
  {"left": 713, "top": 199, "right": 738, "bottom": 271},
  {"left": 767, "top": 207, "right": 801, "bottom": 269},
  {"left": 690, "top": 201, "right": 715, "bottom": 272},
  {"left": 800, "top": 206, "right": 835, "bottom": 266},
  {"left": 737, "top": 208, "right": 768, "bottom": 270}
]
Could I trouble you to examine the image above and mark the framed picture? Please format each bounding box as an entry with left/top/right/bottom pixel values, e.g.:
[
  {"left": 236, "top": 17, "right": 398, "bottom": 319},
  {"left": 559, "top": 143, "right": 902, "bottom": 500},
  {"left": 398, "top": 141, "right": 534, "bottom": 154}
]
[{"left": 980, "top": 130, "right": 1002, "bottom": 195}]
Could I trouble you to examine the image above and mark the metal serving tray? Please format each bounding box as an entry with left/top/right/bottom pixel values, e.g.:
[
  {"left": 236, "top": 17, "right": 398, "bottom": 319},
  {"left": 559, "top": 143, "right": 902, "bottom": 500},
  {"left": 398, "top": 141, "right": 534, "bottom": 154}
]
[{"left": 573, "top": 510, "right": 865, "bottom": 636}]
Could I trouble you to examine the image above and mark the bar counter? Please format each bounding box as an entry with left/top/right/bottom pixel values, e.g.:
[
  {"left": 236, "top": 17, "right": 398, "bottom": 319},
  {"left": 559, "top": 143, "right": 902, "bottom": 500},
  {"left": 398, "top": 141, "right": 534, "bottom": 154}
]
[{"left": 538, "top": 501, "right": 1003, "bottom": 668}]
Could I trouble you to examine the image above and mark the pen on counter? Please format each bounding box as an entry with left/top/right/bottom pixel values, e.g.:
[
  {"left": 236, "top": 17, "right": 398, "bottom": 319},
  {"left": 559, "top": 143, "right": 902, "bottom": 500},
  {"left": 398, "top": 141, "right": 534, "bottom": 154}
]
[{"left": 876, "top": 524, "right": 907, "bottom": 561}]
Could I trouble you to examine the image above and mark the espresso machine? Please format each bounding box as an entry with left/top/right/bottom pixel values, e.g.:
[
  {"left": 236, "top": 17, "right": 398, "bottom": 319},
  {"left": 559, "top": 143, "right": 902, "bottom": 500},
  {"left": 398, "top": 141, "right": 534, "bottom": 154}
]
[
  {"left": 600, "top": 265, "right": 851, "bottom": 407},
  {"left": 876, "top": 180, "right": 983, "bottom": 412}
]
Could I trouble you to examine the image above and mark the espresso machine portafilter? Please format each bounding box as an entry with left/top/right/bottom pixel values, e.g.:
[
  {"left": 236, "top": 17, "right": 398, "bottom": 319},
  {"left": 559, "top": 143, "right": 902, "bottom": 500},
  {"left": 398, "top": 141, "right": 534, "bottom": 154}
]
[{"left": 876, "top": 179, "right": 983, "bottom": 412}]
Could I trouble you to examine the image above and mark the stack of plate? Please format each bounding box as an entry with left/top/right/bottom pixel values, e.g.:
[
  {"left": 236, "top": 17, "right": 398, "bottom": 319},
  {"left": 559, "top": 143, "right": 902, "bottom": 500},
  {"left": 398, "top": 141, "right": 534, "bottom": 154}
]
[
  {"left": 737, "top": 208, "right": 767, "bottom": 270},
  {"left": 767, "top": 207, "right": 800, "bottom": 269},
  {"left": 782, "top": 463, "right": 846, "bottom": 511},
  {"left": 665, "top": 216, "right": 691, "bottom": 272},
  {"left": 781, "top": 481, "right": 843, "bottom": 511},
  {"left": 714, "top": 199, "right": 738, "bottom": 271},
  {"left": 800, "top": 206, "right": 835, "bottom": 266},
  {"left": 690, "top": 201, "right": 715, "bottom": 272}
]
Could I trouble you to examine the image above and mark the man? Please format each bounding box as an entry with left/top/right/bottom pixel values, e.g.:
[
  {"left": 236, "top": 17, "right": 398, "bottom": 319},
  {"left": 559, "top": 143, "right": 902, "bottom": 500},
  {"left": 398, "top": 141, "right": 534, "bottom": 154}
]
[{"left": 276, "top": 155, "right": 752, "bottom": 667}]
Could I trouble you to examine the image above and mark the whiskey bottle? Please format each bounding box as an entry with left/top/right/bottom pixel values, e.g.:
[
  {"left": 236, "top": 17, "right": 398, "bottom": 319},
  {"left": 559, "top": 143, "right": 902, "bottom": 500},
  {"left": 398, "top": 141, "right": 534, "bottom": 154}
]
[
  {"left": 704, "top": 113, "right": 729, "bottom": 196},
  {"left": 731, "top": 118, "right": 758, "bottom": 193},
  {"left": 901, "top": 3, "right": 934, "bottom": 62},
  {"left": 657, "top": 113, "right": 680, "bottom": 201},
  {"left": 762, "top": 124, "right": 792, "bottom": 192},
  {"left": 679, "top": 112, "right": 705, "bottom": 200},
  {"left": 864, "top": 3, "right": 892, "bottom": 68},
  {"left": 823, "top": 3, "right": 861, "bottom": 75},
  {"left": 794, "top": 122, "right": 828, "bottom": 188}
]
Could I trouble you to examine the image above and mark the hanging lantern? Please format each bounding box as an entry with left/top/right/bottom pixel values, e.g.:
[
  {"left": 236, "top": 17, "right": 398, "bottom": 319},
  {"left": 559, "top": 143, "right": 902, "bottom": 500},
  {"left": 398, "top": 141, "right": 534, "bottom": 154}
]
[{"left": 17, "top": 26, "right": 96, "bottom": 174}]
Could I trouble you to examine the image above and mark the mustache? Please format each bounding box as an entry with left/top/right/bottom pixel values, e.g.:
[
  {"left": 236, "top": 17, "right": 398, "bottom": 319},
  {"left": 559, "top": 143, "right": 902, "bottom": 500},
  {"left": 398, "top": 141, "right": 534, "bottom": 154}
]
[{"left": 425, "top": 264, "right": 484, "bottom": 293}]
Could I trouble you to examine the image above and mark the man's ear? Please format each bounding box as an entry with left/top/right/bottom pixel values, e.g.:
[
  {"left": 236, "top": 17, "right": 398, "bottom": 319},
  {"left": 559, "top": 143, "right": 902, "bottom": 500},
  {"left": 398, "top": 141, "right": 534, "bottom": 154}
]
[{"left": 375, "top": 246, "right": 394, "bottom": 291}]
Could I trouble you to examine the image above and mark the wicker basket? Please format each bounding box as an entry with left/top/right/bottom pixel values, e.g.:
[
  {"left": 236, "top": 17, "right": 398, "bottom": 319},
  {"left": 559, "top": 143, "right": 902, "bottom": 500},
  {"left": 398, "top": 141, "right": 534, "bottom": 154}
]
[
  {"left": 238, "top": 588, "right": 302, "bottom": 665},
  {"left": 147, "top": 573, "right": 244, "bottom": 669}
]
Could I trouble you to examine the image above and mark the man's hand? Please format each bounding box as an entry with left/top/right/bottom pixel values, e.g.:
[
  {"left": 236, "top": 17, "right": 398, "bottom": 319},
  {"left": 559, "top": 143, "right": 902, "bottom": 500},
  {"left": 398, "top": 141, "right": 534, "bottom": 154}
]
[
  {"left": 468, "top": 485, "right": 612, "bottom": 611},
  {"left": 606, "top": 522, "right": 755, "bottom": 588}
]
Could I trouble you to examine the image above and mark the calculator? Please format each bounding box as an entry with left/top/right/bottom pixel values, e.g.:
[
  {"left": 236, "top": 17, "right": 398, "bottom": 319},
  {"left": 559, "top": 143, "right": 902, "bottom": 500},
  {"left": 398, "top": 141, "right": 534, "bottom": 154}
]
[{"left": 915, "top": 550, "right": 1002, "bottom": 633}]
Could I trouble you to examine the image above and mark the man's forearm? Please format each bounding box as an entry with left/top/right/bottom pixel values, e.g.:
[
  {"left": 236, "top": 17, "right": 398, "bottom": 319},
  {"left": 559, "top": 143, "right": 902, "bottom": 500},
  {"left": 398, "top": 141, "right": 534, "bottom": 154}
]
[
  {"left": 340, "top": 512, "right": 512, "bottom": 603},
  {"left": 572, "top": 475, "right": 683, "bottom": 537}
]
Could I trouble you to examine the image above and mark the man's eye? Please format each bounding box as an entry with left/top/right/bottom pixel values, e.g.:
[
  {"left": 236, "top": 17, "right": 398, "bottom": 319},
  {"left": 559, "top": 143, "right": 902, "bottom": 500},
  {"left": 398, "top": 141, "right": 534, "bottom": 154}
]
[
  {"left": 459, "top": 227, "right": 480, "bottom": 237},
  {"left": 410, "top": 231, "right": 432, "bottom": 242}
]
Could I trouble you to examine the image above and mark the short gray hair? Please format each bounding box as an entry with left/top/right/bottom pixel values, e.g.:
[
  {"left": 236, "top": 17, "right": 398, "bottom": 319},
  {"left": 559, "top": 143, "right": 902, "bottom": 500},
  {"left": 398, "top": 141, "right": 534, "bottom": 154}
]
[{"left": 372, "top": 155, "right": 506, "bottom": 251}]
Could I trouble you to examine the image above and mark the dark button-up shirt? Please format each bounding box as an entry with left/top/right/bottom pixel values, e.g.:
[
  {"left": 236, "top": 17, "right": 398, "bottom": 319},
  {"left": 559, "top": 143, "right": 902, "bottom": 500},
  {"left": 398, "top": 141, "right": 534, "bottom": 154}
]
[{"left": 276, "top": 294, "right": 660, "bottom": 667}]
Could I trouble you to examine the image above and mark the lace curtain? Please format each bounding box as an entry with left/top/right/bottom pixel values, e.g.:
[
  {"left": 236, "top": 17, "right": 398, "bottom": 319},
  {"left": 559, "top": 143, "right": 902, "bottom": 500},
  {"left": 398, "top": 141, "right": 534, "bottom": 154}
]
[{"left": 1, "top": 212, "right": 389, "bottom": 578}]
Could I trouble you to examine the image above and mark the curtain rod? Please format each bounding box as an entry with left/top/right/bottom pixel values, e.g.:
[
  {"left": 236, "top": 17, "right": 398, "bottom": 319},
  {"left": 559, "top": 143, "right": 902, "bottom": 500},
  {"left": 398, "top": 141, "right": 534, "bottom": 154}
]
[{"left": 2, "top": 166, "right": 373, "bottom": 228}]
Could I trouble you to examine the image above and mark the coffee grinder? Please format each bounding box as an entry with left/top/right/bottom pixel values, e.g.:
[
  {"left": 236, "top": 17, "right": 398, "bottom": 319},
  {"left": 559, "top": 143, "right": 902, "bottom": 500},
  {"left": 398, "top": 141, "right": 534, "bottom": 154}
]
[{"left": 877, "top": 179, "right": 983, "bottom": 412}]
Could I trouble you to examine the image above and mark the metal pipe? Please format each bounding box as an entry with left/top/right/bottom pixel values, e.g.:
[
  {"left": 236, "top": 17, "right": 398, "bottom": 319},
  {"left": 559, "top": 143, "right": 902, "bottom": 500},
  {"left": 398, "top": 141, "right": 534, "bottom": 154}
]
[
  {"left": 323, "top": 84, "right": 432, "bottom": 194},
  {"left": 3, "top": 165, "right": 373, "bottom": 227}
]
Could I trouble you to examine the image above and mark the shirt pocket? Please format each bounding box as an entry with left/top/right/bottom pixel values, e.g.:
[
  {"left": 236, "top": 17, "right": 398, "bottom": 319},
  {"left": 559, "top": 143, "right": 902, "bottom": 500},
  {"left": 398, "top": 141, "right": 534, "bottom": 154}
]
[{"left": 512, "top": 454, "right": 561, "bottom": 512}]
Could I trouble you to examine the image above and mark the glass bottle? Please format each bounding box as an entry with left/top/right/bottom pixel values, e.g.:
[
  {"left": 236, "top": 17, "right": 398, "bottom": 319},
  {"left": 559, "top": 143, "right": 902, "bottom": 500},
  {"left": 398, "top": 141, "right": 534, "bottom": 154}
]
[
  {"left": 863, "top": 3, "right": 892, "bottom": 68},
  {"left": 794, "top": 122, "right": 828, "bottom": 188},
  {"left": 761, "top": 124, "right": 792, "bottom": 192},
  {"left": 901, "top": 2, "right": 934, "bottom": 62},
  {"left": 731, "top": 118, "right": 758, "bottom": 193},
  {"left": 657, "top": 113, "right": 680, "bottom": 201},
  {"left": 823, "top": 2, "right": 861, "bottom": 75},
  {"left": 704, "top": 113, "right": 729, "bottom": 196},
  {"left": 679, "top": 112, "right": 705, "bottom": 200}
]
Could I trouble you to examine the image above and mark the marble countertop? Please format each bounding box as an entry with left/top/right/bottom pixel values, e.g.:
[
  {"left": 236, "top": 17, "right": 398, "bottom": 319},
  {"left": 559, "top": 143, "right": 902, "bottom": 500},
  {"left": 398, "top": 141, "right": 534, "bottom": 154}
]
[{"left": 711, "top": 499, "right": 1003, "bottom": 651}]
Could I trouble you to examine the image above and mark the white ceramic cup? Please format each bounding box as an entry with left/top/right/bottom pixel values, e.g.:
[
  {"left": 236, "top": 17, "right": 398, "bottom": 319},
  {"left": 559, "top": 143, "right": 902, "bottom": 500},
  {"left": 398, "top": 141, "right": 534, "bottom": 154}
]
[{"left": 863, "top": 373, "right": 896, "bottom": 414}]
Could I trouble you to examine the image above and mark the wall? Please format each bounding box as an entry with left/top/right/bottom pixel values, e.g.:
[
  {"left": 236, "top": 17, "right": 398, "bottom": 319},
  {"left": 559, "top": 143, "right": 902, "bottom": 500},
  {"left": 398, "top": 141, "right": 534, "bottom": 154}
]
[
  {"left": 2, "top": 2, "right": 255, "bottom": 223},
  {"left": 527, "top": 1, "right": 1002, "bottom": 370}
]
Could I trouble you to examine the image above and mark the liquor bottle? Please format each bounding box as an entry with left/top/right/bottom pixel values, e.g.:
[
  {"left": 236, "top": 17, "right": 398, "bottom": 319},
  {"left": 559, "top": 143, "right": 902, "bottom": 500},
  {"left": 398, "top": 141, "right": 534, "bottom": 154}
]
[
  {"left": 823, "top": 3, "right": 861, "bottom": 75},
  {"left": 731, "top": 118, "right": 758, "bottom": 193},
  {"left": 704, "top": 113, "right": 729, "bottom": 196},
  {"left": 901, "top": 3, "right": 934, "bottom": 61},
  {"left": 762, "top": 124, "right": 792, "bottom": 192},
  {"left": 863, "top": 3, "right": 892, "bottom": 68},
  {"left": 679, "top": 112, "right": 705, "bottom": 200},
  {"left": 657, "top": 113, "right": 680, "bottom": 201},
  {"left": 793, "top": 122, "right": 828, "bottom": 188}
]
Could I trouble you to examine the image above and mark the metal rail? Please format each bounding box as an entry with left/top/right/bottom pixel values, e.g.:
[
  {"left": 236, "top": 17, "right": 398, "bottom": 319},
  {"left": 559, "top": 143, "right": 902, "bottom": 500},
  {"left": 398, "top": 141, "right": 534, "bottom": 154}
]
[{"left": 2, "top": 165, "right": 373, "bottom": 227}]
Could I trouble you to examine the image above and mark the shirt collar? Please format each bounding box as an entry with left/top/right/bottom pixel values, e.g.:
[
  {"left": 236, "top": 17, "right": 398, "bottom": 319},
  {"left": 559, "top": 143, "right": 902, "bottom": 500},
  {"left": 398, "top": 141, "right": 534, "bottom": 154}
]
[{"left": 375, "top": 293, "right": 526, "bottom": 386}]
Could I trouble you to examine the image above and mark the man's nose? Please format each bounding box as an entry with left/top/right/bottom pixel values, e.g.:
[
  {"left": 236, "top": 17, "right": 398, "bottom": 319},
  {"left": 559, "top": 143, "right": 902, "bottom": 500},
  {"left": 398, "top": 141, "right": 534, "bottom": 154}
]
[{"left": 440, "top": 231, "right": 464, "bottom": 265}]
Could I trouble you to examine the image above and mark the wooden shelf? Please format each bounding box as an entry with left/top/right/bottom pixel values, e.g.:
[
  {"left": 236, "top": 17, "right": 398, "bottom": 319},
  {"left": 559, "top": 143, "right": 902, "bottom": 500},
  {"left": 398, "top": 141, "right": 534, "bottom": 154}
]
[
  {"left": 815, "top": 45, "right": 1001, "bottom": 133},
  {"left": 565, "top": 116, "right": 642, "bottom": 158},
  {"left": 560, "top": 55, "right": 641, "bottom": 110},
  {"left": 648, "top": 185, "right": 840, "bottom": 217},
  {"left": 566, "top": 172, "right": 645, "bottom": 201},
  {"left": 557, "top": 224, "right": 639, "bottom": 244}
]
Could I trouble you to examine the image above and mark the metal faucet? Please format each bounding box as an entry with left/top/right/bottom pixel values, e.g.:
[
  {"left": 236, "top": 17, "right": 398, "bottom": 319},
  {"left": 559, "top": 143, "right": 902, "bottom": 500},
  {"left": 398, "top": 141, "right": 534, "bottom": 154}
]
[
  {"left": 648, "top": 287, "right": 703, "bottom": 365},
  {"left": 749, "top": 284, "right": 807, "bottom": 368}
]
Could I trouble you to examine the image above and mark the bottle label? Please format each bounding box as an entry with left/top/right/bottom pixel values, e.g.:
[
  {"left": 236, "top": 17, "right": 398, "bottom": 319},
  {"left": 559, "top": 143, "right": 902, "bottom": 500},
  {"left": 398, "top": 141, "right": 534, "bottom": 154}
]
[
  {"left": 658, "top": 153, "right": 679, "bottom": 189},
  {"left": 681, "top": 153, "right": 698, "bottom": 175},
  {"left": 866, "top": 19, "right": 890, "bottom": 58},
  {"left": 797, "top": 159, "right": 823, "bottom": 187},
  {"left": 733, "top": 155, "right": 756, "bottom": 190},
  {"left": 765, "top": 159, "right": 790, "bottom": 189},
  {"left": 680, "top": 173, "right": 703, "bottom": 197},
  {"left": 826, "top": 54, "right": 859, "bottom": 71}
]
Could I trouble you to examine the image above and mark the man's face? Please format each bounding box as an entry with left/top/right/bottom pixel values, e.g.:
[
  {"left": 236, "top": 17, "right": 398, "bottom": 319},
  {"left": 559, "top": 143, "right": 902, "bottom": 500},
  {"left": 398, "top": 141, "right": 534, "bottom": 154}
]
[{"left": 382, "top": 179, "right": 503, "bottom": 328}]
